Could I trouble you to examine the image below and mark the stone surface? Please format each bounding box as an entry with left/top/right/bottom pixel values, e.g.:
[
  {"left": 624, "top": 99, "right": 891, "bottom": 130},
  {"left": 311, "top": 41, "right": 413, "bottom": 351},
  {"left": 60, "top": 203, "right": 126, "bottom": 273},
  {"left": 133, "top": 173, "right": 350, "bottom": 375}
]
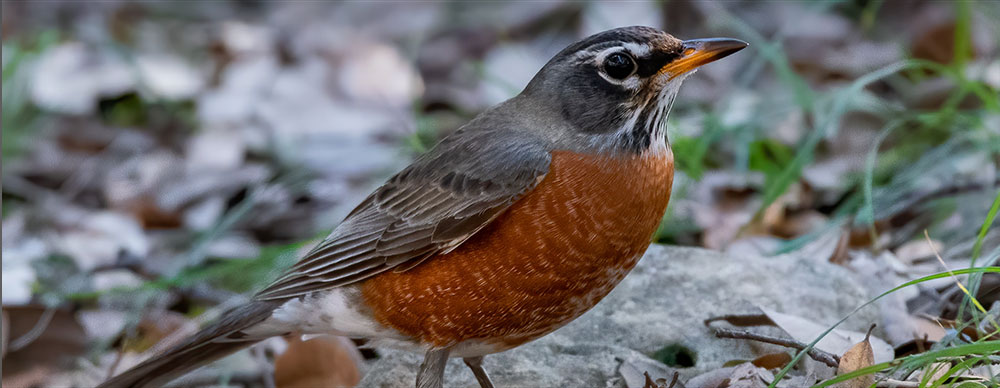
[{"left": 359, "top": 244, "right": 877, "bottom": 387}]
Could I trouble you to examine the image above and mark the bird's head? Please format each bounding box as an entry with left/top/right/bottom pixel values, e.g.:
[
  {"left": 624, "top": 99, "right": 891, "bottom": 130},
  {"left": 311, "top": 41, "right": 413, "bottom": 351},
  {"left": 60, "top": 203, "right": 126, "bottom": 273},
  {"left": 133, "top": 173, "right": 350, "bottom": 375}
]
[{"left": 520, "top": 26, "right": 747, "bottom": 153}]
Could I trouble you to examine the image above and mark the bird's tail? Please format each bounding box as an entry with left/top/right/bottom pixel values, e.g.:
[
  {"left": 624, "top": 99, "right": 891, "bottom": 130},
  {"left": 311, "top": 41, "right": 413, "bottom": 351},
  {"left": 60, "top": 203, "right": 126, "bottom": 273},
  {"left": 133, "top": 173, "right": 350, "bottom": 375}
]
[{"left": 99, "top": 300, "right": 283, "bottom": 388}]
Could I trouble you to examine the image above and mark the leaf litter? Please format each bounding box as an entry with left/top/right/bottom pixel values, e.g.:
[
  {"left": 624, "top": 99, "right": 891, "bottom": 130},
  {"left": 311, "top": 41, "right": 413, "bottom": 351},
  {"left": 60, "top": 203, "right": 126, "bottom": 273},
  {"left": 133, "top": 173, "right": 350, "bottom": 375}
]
[{"left": 3, "top": 1, "right": 999, "bottom": 387}]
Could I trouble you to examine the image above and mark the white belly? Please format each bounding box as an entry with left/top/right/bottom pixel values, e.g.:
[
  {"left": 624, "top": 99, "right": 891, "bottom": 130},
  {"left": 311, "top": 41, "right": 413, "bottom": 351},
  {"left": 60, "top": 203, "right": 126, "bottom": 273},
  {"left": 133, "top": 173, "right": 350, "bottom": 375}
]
[{"left": 246, "top": 286, "right": 400, "bottom": 340}]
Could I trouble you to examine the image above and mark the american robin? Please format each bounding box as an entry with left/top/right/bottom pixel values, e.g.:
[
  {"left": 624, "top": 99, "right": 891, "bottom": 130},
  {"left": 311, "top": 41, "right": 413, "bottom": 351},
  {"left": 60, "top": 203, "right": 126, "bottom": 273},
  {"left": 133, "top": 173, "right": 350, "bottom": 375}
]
[{"left": 100, "top": 26, "right": 746, "bottom": 388}]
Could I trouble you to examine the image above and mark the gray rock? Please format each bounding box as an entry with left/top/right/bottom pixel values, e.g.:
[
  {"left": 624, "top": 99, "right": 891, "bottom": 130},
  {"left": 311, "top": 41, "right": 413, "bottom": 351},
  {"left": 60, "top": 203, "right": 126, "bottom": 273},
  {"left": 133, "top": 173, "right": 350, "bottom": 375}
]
[{"left": 359, "top": 244, "right": 876, "bottom": 387}]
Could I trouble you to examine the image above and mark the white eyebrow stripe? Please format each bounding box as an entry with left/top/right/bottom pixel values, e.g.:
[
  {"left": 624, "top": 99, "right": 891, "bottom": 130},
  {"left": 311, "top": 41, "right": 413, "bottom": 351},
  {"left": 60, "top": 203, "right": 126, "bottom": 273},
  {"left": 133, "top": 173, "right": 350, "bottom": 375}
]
[
  {"left": 621, "top": 42, "right": 652, "bottom": 57},
  {"left": 580, "top": 42, "right": 651, "bottom": 64}
]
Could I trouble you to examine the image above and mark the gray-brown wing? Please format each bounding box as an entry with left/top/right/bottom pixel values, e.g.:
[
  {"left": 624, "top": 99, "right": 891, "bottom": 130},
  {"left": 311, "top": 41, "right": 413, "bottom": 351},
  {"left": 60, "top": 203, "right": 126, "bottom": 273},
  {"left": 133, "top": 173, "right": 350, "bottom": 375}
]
[{"left": 254, "top": 129, "right": 551, "bottom": 300}]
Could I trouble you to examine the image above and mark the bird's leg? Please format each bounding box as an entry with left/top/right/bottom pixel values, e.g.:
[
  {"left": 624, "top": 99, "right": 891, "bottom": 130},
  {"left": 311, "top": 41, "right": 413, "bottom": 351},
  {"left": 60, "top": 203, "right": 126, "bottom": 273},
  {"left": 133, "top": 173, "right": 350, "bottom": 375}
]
[
  {"left": 463, "top": 356, "right": 496, "bottom": 388},
  {"left": 416, "top": 348, "right": 450, "bottom": 388}
]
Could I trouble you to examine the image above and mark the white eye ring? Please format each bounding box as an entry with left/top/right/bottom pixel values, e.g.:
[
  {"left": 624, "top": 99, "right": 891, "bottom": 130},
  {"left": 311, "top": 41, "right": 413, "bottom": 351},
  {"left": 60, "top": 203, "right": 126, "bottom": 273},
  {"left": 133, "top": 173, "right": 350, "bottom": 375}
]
[{"left": 594, "top": 48, "right": 641, "bottom": 88}]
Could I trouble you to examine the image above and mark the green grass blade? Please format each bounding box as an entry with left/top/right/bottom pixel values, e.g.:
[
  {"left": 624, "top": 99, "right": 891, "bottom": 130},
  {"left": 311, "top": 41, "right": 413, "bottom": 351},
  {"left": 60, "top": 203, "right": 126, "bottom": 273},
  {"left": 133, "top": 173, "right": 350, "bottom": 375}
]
[
  {"left": 972, "top": 190, "right": 1000, "bottom": 261},
  {"left": 759, "top": 61, "right": 922, "bottom": 214},
  {"left": 930, "top": 355, "right": 993, "bottom": 387},
  {"left": 769, "top": 267, "right": 1000, "bottom": 387},
  {"left": 810, "top": 341, "right": 1000, "bottom": 388},
  {"left": 860, "top": 119, "right": 905, "bottom": 246},
  {"left": 952, "top": 0, "right": 973, "bottom": 71}
]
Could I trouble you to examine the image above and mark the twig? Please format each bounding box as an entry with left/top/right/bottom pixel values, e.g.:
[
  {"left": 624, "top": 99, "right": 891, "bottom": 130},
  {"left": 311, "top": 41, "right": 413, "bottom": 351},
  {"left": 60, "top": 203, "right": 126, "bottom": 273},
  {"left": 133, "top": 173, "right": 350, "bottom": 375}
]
[
  {"left": 667, "top": 371, "right": 680, "bottom": 388},
  {"left": 712, "top": 327, "right": 840, "bottom": 367},
  {"left": 898, "top": 179, "right": 1000, "bottom": 216},
  {"left": 105, "top": 347, "right": 125, "bottom": 381},
  {"left": 643, "top": 372, "right": 657, "bottom": 388},
  {"left": 8, "top": 307, "right": 56, "bottom": 352},
  {"left": 704, "top": 313, "right": 774, "bottom": 327},
  {"left": 642, "top": 371, "right": 681, "bottom": 388}
]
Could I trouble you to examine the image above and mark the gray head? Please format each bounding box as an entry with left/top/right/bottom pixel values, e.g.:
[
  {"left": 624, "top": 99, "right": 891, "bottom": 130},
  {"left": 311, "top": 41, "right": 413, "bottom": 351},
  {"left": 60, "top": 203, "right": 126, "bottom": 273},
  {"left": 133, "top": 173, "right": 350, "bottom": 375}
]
[{"left": 515, "top": 26, "right": 747, "bottom": 154}]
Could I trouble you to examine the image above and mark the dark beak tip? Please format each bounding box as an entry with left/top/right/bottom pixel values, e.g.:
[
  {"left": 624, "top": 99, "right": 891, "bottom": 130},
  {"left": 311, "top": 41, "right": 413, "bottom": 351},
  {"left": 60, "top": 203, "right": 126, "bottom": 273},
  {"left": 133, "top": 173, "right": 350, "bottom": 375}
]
[
  {"left": 719, "top": 40, "right": 749, "bottom": 57},
  {"left": 684, "top": 37, "right": 750, "bottom": 53},
  {"left": 728, "top": 39, "right": 750, "bottom": 51}
]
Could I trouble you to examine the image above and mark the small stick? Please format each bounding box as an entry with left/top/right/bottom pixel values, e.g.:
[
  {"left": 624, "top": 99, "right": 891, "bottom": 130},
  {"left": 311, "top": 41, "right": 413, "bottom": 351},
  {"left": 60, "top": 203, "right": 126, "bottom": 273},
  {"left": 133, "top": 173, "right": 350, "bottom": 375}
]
[
  {"left": 666, "top": 371, "right": 680, "bottom": 388},
  {"left": 105, "top": 347, "right": 125, "bottom": 380},
  {"left": 642, "top": 371, "right": 681, "bottom": 388},
  {"left": 8, "top": 307, "right": 56, "bottom": 351},
  {"left": 703, "top": 313, "right": 774, "bottom": 327},
  {"left": 643, "top": 372, "right": 657, "bottom": 388},
  {"left": 712, "top": 327, "right": 840, "bottom": 367}
]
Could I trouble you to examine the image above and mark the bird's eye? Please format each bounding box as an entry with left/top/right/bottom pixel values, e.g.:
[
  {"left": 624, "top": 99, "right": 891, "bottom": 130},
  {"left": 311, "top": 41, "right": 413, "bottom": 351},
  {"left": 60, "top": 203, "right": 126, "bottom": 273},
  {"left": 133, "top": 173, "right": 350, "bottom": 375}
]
[{"left": 602, "top": 53, "right": 636, "bottom": 80}]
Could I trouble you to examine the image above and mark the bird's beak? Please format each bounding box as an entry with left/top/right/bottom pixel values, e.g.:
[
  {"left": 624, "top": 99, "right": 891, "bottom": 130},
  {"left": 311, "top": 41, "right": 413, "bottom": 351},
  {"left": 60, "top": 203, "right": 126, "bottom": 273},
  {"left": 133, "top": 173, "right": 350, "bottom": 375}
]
[{"left": 661, "top": 38, "right": 748, "bottom": 80}]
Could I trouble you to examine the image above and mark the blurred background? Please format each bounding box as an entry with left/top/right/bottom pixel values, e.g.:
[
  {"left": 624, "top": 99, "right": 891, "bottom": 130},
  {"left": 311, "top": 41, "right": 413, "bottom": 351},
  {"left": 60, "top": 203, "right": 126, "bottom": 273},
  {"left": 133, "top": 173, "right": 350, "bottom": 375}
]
[{"left": 2, "top": 1, "right": 998, "bottom": 387}]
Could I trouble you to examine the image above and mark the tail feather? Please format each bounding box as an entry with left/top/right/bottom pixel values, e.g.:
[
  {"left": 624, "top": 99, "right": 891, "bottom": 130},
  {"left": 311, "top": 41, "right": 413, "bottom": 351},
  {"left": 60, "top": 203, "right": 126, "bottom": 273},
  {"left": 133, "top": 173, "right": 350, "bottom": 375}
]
[{"left": 99, "top": 300, "right": 283, "bottom": 388}]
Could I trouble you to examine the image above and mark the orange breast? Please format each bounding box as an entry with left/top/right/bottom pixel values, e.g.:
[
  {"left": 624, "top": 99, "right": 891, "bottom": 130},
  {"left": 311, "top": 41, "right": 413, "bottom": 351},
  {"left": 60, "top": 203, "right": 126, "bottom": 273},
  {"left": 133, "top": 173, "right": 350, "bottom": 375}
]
[{"left": 360, "top": 149, "right": 674, "bottom": 348}]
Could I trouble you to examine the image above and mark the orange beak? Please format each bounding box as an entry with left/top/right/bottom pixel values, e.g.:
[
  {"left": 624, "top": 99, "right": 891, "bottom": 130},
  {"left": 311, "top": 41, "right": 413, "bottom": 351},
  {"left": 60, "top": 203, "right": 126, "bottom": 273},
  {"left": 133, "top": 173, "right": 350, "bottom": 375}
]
[{"left": 661, "top": 38, "right": 748, "bottom": 80}]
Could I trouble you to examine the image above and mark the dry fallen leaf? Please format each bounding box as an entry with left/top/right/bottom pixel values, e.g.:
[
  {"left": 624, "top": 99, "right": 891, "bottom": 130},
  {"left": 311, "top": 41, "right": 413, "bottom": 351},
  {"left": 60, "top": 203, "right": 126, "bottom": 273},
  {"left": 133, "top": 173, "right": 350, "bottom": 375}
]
[
  {"left": 122, "top": 310, "right": 197, "bottom": 354},
  {"left": 1, "top": 306, "right": 88, "bottom": 387},
  {"left": 893, "top": 238, "right": 941, "bottom": 265},
  {"left": 773, "top": 373, "right": 819, "bottom": 388},
  {"left": 751, "top": 352, "right": 792, "bottom": 370},
  {"left": 913, "top": 362, "right": 950, "bottom": 386},
  {"left": 619, "top": 356, "right": 681, "bottom": 388},
  {"left": 104, "top": 310, "right": 199, "bottom": 379},
  {"left": 759, "top": 307, "right": 894, "bottom": 364},
  {"left": 911, "top": 316, "right": 948, "bottom": 343},
  {"left": 641, "top": 371, "right": 682, "bottom": 388},
  {"left": 689, "top": 172, "right": 763, "bottom": 249},
  {"left": 274, "top": 334, "right": 363, "bottom": 388},
  {"left": 2, "top": 309, "right": 8, "bottom": 358},
  {"left": 685, "top": 366, "right": 737, "bottom": 388},
  {"left": 687, "top": 363, "right": 772, "bottom": 388},
  {"left": 834, "top": 324, "right": 875, "bottom": 388}
]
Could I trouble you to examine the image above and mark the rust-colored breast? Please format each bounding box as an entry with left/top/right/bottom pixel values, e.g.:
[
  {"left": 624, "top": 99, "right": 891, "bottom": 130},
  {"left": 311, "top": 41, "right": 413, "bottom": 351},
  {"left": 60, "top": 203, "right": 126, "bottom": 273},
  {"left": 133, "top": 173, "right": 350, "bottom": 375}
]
[{"left": 360, "top": 149, "right": 674, "bottom": 348}]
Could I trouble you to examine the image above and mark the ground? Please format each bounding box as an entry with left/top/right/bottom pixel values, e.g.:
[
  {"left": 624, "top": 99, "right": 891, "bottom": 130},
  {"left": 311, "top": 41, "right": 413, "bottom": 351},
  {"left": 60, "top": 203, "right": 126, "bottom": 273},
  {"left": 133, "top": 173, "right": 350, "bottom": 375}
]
[{"left": 2, "top": 1, "right": 998, "bottom": 387}]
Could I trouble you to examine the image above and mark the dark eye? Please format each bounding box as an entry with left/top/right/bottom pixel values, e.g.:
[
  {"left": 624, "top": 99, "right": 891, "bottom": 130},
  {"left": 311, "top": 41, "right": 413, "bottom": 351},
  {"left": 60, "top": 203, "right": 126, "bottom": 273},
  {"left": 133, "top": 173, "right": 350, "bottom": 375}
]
[{"left": 603, "top": 53, "right": 636, "bottom": 80}]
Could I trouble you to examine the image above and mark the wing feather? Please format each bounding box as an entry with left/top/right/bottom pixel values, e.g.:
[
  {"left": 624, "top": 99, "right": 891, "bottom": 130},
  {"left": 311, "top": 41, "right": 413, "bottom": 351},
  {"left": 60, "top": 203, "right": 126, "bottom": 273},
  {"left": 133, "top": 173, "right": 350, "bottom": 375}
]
[{"left": 254, "top": 129, "right": 551, "bottom": 301}]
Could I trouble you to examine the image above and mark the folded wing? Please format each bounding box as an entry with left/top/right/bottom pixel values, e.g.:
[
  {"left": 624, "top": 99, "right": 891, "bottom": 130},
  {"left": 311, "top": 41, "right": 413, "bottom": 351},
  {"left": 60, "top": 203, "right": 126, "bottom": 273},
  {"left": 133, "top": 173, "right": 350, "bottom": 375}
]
[{"left": 255, "top": 129, "right": 551, "bottom": 300}]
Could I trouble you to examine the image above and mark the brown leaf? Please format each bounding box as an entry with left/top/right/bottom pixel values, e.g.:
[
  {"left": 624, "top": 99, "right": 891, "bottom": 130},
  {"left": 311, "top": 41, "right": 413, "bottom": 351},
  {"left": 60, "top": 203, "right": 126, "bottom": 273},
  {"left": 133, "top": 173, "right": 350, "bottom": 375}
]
[
  {"left": 1, "top": 306, "right": 88, "bottom": 387},
  {"left": 643, "top": 372, "right": 666, "bottom": 388},
  {"left": 686, "top": 366, "right": 737, "bottom": 388},
  {"left": 916, "top": 362, "right": 949, "bottom": 385},
  {"left": 122, "top": 310, "right": 197, "bottom": 353},
  {"left": 911, "top": 316, "right": 947, "bottom": 343},
  {"left": 912, "top": 21, "right": 975, "bottom": 65},
  {"left": 893, "top": 239, "right": 941, "bottom": 265},
  {"left": 834, "top": 324, "right": 875, "bottom": 388},
  {"left": 2, "top": 309, "right": 8, "bottom": 358},
  {"left": 704, "top": 313, "right": 774, "bottom": 327},
  {"left": 274, "top": 334, "right": 363, "bottom": 388},
  {"left": 827, "top": 230, "right": 851, "bottom": 265},
  {"left": 619, "top": 356, "right": 681, "bottom": 388},
  {"left": 105, "top": 310, "right": 197, "bottom": 379},
  {"left": 751, "top": 352, "right": 792, "bottom": 370},
  {"left": 759, "top": 307, "right": 894, "bottom": 363},
  {"left": 121, "top": 197, "right": 184, "bottom": 229},
  {"left": 770, "top": 209, "right": 827, "bottom": 239},
  {"left": 687, "top": 363, "right": 772, "bottom": 388}
]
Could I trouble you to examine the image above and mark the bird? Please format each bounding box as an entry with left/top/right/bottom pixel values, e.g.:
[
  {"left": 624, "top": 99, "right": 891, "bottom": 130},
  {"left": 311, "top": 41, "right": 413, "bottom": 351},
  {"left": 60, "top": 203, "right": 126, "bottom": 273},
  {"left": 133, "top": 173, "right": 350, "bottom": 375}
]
[{"left": 99, "top": 26, "right": 746, "bottom": 388}]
